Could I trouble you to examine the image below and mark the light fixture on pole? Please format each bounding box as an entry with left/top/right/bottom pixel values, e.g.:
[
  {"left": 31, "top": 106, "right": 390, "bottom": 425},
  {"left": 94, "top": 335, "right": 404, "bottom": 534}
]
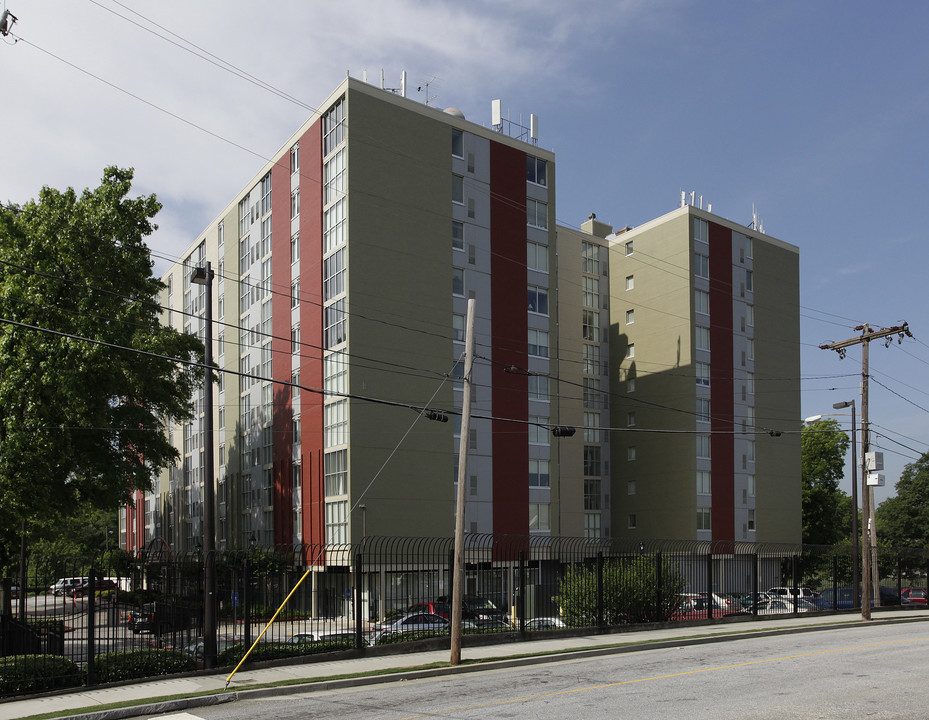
[
  {"left": 191, "top": 262, "right": 217, "bottom": 667},
  {"left": 832, "top": 401, "right": 860, "bottom": 612}
]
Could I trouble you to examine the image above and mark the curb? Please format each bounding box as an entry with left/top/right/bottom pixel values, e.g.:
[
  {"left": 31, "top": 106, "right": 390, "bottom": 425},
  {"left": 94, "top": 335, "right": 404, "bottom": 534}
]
[{"left": 55, "top": 613, "right": 929, "bottom": 720}]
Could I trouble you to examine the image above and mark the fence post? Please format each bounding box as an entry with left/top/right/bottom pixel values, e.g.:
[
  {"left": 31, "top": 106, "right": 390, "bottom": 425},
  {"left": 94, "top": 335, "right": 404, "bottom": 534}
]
[
  {"left": 354, "top": 552, "right": 364, "bottom": 650},
  {"left": 751, "top": 553, "right": 758, "bottom": 617},
  {"left": 792, "top": 554, "right": 800, "bottom": 613},
  {"left": 897, "top": 556, "right": 902, "bottom": 602},
  {"left": 243, "top": 553, "right": 252, "bottom": 649},
  {"left": 706, "top": 551, "right": 713, "bottom": 620},
  {"left": 86, "top": 567, "right": 96, "bottom": 686},
  {"left": 517, "top": 550, "right": 526, "bottom": 632},
  {"left": 596, "top": 552, "right": 604, "bottom": 628},
  {"left": 832, "top": 554, "right": 839, "bottom": 608},
  {"left": 655, "top": 552, "right": 663, "bottom": 621}
]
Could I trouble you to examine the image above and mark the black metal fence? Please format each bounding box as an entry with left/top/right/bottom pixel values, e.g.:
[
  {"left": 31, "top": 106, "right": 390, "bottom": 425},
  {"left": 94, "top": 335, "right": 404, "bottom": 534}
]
[{"left": 2, "top": 535, "right": 927, "bottom": 698}]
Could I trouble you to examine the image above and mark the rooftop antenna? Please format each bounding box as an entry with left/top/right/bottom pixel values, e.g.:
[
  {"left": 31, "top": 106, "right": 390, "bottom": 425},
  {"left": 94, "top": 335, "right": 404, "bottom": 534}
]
[
  {"left": 417, "top": 76, "right": 438, "bottom": 106},
  {"left": 0, "top": 7, "right": 18, "bottom": 37}
]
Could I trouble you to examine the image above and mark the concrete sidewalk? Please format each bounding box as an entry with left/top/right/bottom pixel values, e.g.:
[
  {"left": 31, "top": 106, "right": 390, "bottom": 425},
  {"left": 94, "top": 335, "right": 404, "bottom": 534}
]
[{"left": 3, "top": 609, "right": 927, "bottom": 720}]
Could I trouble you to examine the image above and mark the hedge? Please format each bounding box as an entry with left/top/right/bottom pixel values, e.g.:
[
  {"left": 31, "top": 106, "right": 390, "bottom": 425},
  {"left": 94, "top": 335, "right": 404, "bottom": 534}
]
[
  {"left": 0, "top": 655, "right": 82, "bottom": 697},
  {"left": 93, "top": 649, "right": 196, "bottom": 683},
  {"left": 217, "top": 637, "right": 355, "bottom": 666}
]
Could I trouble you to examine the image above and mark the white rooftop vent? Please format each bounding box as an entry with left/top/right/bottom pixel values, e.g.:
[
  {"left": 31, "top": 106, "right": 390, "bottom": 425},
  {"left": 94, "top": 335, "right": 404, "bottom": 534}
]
[{"left": 444, "top": 107, "right": 465, "bottom": 119}]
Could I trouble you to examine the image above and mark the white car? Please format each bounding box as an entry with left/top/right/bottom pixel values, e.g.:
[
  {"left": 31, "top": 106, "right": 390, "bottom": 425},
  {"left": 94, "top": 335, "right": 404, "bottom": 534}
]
[
  {"left": 755, "top": 598, "right": 818, "bottom": 615},
  {"left": 525, "top": 617, "right": 566, "bottom": 630}
]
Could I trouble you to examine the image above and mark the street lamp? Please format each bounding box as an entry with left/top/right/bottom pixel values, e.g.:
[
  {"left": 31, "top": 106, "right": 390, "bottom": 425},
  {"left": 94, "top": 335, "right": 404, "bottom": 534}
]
[{"left": 191, "top": 262, "right": 217, "bottom": 668}]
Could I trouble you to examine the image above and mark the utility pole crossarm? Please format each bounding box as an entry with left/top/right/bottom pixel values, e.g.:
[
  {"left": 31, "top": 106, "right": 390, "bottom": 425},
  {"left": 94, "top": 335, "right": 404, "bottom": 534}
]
[{"left": 819, "top": 323, "right": 911, "bottom": 353}]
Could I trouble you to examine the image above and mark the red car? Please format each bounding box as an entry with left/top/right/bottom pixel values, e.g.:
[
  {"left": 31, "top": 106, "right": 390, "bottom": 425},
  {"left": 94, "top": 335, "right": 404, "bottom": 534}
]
[
  {"left": 71, "top": 579, "right": 117, "bottom": 598},
  {"left": 901, "top": 587, "right": 928, "bottom": 605},
  {"left": 407, "top": 601, "right": 452, "bottom": 619}
]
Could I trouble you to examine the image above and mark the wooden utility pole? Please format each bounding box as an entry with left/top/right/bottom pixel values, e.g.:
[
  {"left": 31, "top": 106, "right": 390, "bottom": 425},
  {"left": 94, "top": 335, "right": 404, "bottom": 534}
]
[
  {"left": 450, "top": 298, "right": 475, "bottom": 665},
  {"left": 820, "top": 323, "right": 911, "bottom": 620}
]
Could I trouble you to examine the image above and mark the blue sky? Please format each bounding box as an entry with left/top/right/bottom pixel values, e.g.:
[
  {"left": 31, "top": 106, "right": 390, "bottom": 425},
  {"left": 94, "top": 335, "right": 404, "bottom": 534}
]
[{"left": 3, "top": 0, "right": 927, "bottom": 506}]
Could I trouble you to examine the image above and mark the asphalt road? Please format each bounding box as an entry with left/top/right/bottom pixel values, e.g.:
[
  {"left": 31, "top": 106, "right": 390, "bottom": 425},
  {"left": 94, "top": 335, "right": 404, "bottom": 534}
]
[{"left": 152, "top": 621, "right": 929, "bottom": 720}]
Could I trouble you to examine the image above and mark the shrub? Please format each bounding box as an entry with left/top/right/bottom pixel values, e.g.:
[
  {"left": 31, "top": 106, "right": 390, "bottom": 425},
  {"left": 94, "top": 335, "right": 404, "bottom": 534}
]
[
  {"left": 93, "top": 649, "right": 195, "bottom": 683},
  {"left": 559, "top": 556, "right": 685, "bottom": 625},
  {"left": 216, "top": 638, "right": 356, "bottom": 666},
  {"left": 0, "top": 655, "right": 82, "bottom": 698}
]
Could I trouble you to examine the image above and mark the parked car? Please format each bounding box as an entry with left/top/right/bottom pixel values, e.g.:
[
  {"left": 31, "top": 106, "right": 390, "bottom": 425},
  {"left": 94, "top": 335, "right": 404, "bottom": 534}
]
[
  {"left": 768, "top": 586, "right": 818, "bottom": 600},
  {"left": 50, "top": 577, "right": 86, "bottom": 596},
  {"left": 407, "top": 601, "right": 452, "bottom": 619},
  {"left": 814, "top": 585, "right": 901, "bottom": 610},
  {"left": 524, "top": 617, "right": 566, "bottom": 630},
  {"left": 754, "top": 598, "right": 818, "bottom": 615},
  {"left": 437, "top": 595, "right": 508, "bottom": 624},
  {"left": 900, "top": 587, "right": 928, "bottom": 605},
  {"left": 182, "top": 637, "right": 237, "bottom": 668},
  {"left": 739, "top": 591, "right": 777, "bottom": 609},
  {"left": 129, "top": 602, "right": 194, "bottom": 635},
  {"left": 288, "top": 631, "right": 366, "bottom": 646},
  {"left": 373, "top": 612, "right": 455, "bottom": 642},
  {"left": 71, "top": 579, "right": 117, "bottom": 597}
]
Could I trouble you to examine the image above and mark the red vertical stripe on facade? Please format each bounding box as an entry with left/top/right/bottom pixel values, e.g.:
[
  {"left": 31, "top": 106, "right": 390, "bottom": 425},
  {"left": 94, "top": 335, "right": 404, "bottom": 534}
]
[
  {"left": 707, "top": 221, "right": 735, "bottom": 543},
  {"left": 489, "top": 143, "right": 529, "bottom": 537},
  {"left": 299, "top": 123, "right": 325, "bottom": 546}
]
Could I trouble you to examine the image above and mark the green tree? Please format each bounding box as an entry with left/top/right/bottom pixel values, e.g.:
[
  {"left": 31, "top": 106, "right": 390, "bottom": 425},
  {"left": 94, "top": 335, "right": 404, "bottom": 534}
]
[
  {"left": 558, "top": 556, "right": 685, "bottom": 625},
  {"left": 0, "top": 167, "right": 202, "bottom": 570},
  {"left": 801, "top": 418, "right": 851, "bottom": 545},
  {"left": 876, "top": 451, "right": 929, "bottom": 548}
]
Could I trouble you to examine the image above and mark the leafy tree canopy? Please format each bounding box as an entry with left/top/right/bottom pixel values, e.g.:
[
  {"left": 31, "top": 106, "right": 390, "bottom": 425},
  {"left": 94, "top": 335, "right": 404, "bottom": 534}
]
[
  {"left": 0, "top": 167, "right": 202, "bottom": 565},
  {"left": 876, "top": 451, "right": 929, "bottom": 548},
  {"left": 801, "top": 418, "right": 851, "bottom": 545}
]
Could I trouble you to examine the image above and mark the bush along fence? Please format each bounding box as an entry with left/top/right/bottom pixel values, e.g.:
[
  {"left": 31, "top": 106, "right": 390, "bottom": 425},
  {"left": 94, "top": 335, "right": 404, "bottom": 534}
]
[{"left": 1, "top": 535, "right": 928, "bottom": 698}]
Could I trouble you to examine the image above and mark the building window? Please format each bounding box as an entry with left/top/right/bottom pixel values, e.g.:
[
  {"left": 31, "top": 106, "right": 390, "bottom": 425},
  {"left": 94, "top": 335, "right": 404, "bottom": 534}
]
[
  {"left": 291, "top": 279, "right": 300, "bottom": 308},
  {"left": 529, "top": 416, "right": 549, "bottom": 446},
  {"left": 625, "top": 309, "right": 635, "bottom": 325},
  {"left": 451, "top": 128, "right": 463, "bottom": 158},
  {"left": 291, "top": 325, "right": 300, "bottom": 354},
  {"left": 582, "top": 309, "right": 599, "bottom": 341},
  {"left": 696, "top": 362, "right": 710, "bottom": 386},
  {"left": 452, "top": 313, "right": 465, "bottom": 342},
  {"left": 585, "top": 513, "right": 601, "bottom": 538},
  {"left": 695, "top": 289, "right": 710, "bottom": 315},
  {"left": 695, "top": 252, "right": 709, "bottom": 279},
  {"left": 627, "top": 446, "right": 636, "bottom": 461},
  {"left": 453, "top": 220, "right": 464, "bottom": 251},
  {"left": 584, "top": 412, "right": 601, "bottom": 443},
  {"left": 290, "top": 232, "right": 300, "bottom": 264},
  {"left": 746, "top": 269, "right": 753, "bottom": 291},
  {"left": 583, "top": 377, "right": 602, "bottom": 409},
  {"left": 324, "top": 147, "right": 346, "bottom": 205},
  {"left": 693, "top": 217, "right": 708, "bottom": 244},
  {"left": 325, "top": 500, "right": 347, "bottom": 545},
  {"left": 452, "top": 175, "right": 464, "bottom": 204},
  {"left": 527, "top": 198, "right": 548, "bottom": 229},
  {"left": 324, "top": 197, "right": 346, "bottom": 253},
  {"left": 324, "top": 248, "right": 346, "bottom": 301},
  {"left": 527, "top": 156, "right": 547, "bottom": 186},
  {"left": 528, "top": 328, "right": 549, "bottom": 358},
  {"left": 582, "top": 276, "right": 599, "bottom": 308},
  {"left": 624, "top": 241, "right": 633, "bottom": 256},
  {"left": 696, "top": 398, "right": 710, "bottom": 423},
  {"left": 527, "top": 241, "right": 548, "bottom": 272},
  {"left": 260, "top": 172, "right": 271, "bottom": 216},
  {"left": 290, "top": 144, "right": 299, "bottom": 174},
  {"left": 747, "top": 475, "right": 755, "bottom": 497},
  {"left": 529, "top": 459, "right": 550, "bottom": 487},
  {"left": 746, "top": 305, "right": 754, "bottom": 328},
  {"left": 324, "top": 298, "right": 346, "bottom": 348},
  {"left": 627, "top": 378, "right": 636, "bottom": 393},
  {"left": 626, "top": 343, "right": 635, "bottom": 359},
  {"left": 323, "top": 96, "right": 346, "bottom": 156},
  {"left": 453, "top": 268, "right": 465, "bottom": 296},
  {"left": 628, "top": 514, "right": 637, "bottom": 529},
  {"left": 582, "top": 241, "right": 600, "bottom": 275},
  {"left": 747, "top": 509, "right": 756, "bottom": 532},
  {"left": 583, "top": 343, "right": 600, "bottom": 375},
  {"left": 528, "top": 375, "right": 549, "bottom": 402},
  {"left": 528, "top": 285, "right": 549, "bottom": 315},
  {"left": 697, "top": 471, "right": 711, "bottom": 495},
  {"left": 324, "top": 400, "right": 347, "bottom": 447},
  {"left": 529, "top": 503, "right": 551, "bottom": 531},
  {"left": 627, "top": 411, "right": 636, "bottom": 427},
  {"left": 584, "top": 445, "right": 601, "bottom": 476},
  {"left": 697, "top": 508, "right": 712, "bottom": 531},
  {"left": 695, "top": 326, "right": 710, "bottom": 351},
  {"left": 696, "top": 435, "right": 711, "bottom": 458},
  {"left": 324, "top": 351, "right": 347, "bottom": 395},
  {"left": 747, "top": 338, "right": 754, "bottom": 360},
  {"left": 626, "top": 274, "right": 634, "bottom": 291},
  {"left": 291, "top": 189, "right": 300, "bottom": 219},
  {"left": 627, "top": 481, "right": 637, "bottom": 495}
]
